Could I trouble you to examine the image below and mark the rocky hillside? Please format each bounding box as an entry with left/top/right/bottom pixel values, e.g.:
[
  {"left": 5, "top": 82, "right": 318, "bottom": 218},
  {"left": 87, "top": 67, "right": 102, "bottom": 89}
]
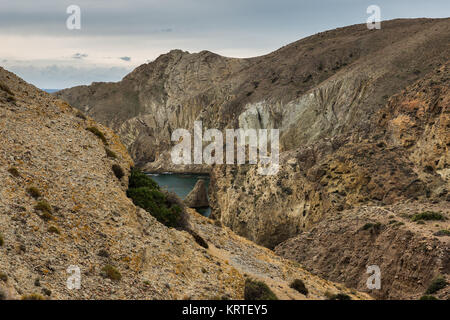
[
  {"left": 210, "top": 61, "right": 449, "bottom": 299},
  {"left": 53, "top": 18, "right": 450, "bottom": 299},
  {"left": 210, "top": 60, "right": 449, "bottom": 247},
  {"left": 0, "top": 67, "right": 367, "bottom": 300},
  {"left": 275, "top": 202, "right": 449, "bottom": 300}
]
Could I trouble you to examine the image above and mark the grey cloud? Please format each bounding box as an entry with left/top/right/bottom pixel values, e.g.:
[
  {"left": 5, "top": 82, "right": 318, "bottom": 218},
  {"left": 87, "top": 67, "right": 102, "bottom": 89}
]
[
  {"left": 0, "top": 0, "right": 448, "bottom": 37},
  {"left": 72, "top": 53, "right": 88, "bottom": 59},
  {"left": 119, "top": 56, "right": 131, "bottom": 61},
  {"left": 1, "top": 0, "right": 448, "bottom": 88}
]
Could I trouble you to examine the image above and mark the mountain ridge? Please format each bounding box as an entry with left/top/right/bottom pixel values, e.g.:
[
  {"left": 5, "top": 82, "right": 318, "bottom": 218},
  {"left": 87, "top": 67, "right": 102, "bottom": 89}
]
[{"left": 52, "top": 18, "right": 450, "bottom": 299}]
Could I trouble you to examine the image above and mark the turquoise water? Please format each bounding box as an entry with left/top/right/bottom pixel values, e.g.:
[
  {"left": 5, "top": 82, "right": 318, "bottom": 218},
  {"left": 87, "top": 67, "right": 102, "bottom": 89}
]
[{"left": 146, "top": 173, "right": 211, "bottom": 217}]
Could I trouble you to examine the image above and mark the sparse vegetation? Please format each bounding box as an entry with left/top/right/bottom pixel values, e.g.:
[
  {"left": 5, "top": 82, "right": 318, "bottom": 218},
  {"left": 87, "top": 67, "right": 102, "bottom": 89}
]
[
  {"left": 420, "top": 295, "right": 438, "bottom": 300},
  {"left": 411, "top": 211, "right": 446, "bottom": 222},
  {"left": 34, "top": 200, "right": 54, "bottom": 221},
  {"left": 105, "top": 148, "right": 117, "bottom": 159},
  {"left": 128, "top": 168, "right": 159, "bottom": 189},
  {"left": 434, "top": 230, "right": 450, "bottom": 237},
  {"left": 76, "top": 111, "right": 87, "bottom": 120},
  {"left": 7, "top": 167, "right": 20, "bottom": 177},
  {"left": 244, "top": 278, "right": 278, "bottom": 300},
  {"left": 290, "top": 279, "right": 308, "bottom": 296},
  {"left": 39, "top": 212, "right": 54, "bottom": 222},
  {"left": 47, "top": 226, "right": 60, "bottom": 235},
  {"left": 425, "top": 276, "right": 447, "bottom": 294},
  {"left": 0, "top": 82, "right": 13, "bottom": 95},
  {"left": 360, "top": 222, "right": 383, "bottom": 232},
  {"left": 0, "top": 234, "right": 3, "bottom": 246},
  {"left": 0, "top": 272, "right": 7, "bottom": 282},
  {"left": 86, "top": 127, "right": 107, "bottom": 144},
  {"left": 97, "top": 249, "right": 110, "bottom": 258},
  {"left": 6, "top": 95, "right": 16, "bottom": 103},
  {"left": 42, "top": 288, "right": 52, "bottom": 297},
  {"left": 35, "top": 200, "right": 52, "bottom": 213},
  {"left": 26, "top": 186, "right": 41, "bottom": 199},
  {"left": 127, "top": 187, "right": 182, "bottom": 228},
  {"left": 101, "top": 265, "right": 122, "bottom": 281},
  {"left": 328, "top": 293, "right": 352, "bottom": 300},
  {"left": 112, "top": 164, "right": 125, "bottom": 180},
  {"left": 21, "top": 294, "right": 45, "bottom": 300},
  {"left": 127, "top": 168, "right": 186, "bottom": 228}
]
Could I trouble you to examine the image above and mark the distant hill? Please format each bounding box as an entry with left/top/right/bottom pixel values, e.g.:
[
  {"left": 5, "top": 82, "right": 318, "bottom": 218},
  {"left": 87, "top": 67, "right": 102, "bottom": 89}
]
[{"left": 42, "top": 89, "right": 61, "bottom": 94}]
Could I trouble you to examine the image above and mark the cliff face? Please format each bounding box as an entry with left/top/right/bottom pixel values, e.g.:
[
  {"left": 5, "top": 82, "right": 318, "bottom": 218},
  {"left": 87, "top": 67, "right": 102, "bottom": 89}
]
[
  {"left": 237, "top": 62, "right": 450, "bottom": 299},
  {"left": 209, "top": 62, "right": 449, "bottom": 248},
  {"left": 0, "top": 67, "right": 366, "bottom": 300},
  {"left": 56, "top": 19, "right": 450, "bottom": 169},
  {"left": 52, "top": 18, "right": 449, "bottom": 299}
]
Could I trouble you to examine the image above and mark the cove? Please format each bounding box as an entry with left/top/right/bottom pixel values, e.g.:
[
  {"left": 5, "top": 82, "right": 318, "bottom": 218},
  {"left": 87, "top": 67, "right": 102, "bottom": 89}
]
[{"left": 146, "top": 173, "right": 211, "bottom": 217}]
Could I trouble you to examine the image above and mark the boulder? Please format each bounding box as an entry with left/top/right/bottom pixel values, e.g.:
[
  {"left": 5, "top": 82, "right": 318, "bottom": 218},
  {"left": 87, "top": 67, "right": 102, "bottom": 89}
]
[{"left": 184, "top": 179, "right": 209, "bottom": 208}]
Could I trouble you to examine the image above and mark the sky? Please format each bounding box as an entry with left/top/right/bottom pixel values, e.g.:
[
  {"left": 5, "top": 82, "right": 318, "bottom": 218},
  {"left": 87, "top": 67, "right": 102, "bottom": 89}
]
[{"left": 0, "top": 0, "right": 448, "bottom": 89}]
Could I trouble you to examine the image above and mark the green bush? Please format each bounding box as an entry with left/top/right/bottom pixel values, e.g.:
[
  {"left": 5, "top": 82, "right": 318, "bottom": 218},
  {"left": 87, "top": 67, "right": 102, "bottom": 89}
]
[
  {"left": 26, "top": 186, "right": 41, "bottom": 199},
  {"left": 244, "top": 279, "right": 278, "bottom": 300},
  {"left": 7, "top": 167, "right": 20, "bottom": 177},
  {"left": 86, "top": 127, "right": 107, "bottom": 144},
  {"left": 42, "top": 288, "right": 52, "bottom": 297},
  {"left": 434, "top": 230, "right": 450, "bottom": 237},
  {"left": 360, "top": 222, "right": 383, "bottom": 232},
  {"left": 101, "top": 265, "right": 121, "bottom": 281},
  {"left": 411, "top": 211, "right": 446, "bottom": 222},
  {"left": 126, "top": 169, "right": 187, "bottom": 229},
  {"left": 21, "top": 294, "right": 45, "bottom": 300},
  {"left": 128, "top": 169, "right": 159, "bottom": 189},
  {"left": 47, "top": 226, "right": 60, "bottom": 235},
  {"left": 34, "top": 201, "right": 54, "bottom": 221},
  {"left": 97, "top": 249, "right": 110, "bottom": 258},
  {"left": 105, "top": 148, "right": 117, "bottom": 159},
  {"left": 420, "top": 295, "right": 438, "bottom": 300},
  {"left": 112, "top": 164, "right": 125, "bottom": 180},
  {"left": 0, "top": 272, "right": 7, "bottom": 282},
  {"left": 127, "top": 187, "right": 181, "bottom": 228},
  {"left": 425, "top": 276, "right": 447, "bottom": 294},
  {"left": 290, "top": 279, "right": 308, "bottom": 296},
  {"left": 0, "top": 82, "right": 13, "bottom": 95},
  {"left": 35, "top": 200, "right": 52, "bottom": 213},
  {"left": 6, "top": 95, "right": 16, "bottom": 103},
  {"left": 328, "top": 293, "right": 352, "bottom": 300}
]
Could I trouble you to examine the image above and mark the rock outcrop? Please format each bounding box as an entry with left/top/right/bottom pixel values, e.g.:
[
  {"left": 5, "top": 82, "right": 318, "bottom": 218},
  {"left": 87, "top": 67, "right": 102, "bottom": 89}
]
[
  {"left": 0, "top": 67, "right": 366, "bottom": 300},
  {"left": 184, "top": 179, "right": 209, "bottom": 208}
]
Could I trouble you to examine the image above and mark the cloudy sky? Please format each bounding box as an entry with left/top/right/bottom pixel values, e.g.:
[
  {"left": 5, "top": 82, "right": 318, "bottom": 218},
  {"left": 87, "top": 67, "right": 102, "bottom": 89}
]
[{"left": 0, "top": 0, "right": 448, "bottom": 89}]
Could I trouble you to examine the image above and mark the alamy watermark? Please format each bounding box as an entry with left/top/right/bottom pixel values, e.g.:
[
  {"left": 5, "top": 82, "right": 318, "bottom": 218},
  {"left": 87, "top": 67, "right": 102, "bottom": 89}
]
[
  {"left": 366, "top": 265, "right": 381, "bottom": 290},
  {"left": 367, "top": 5, "right": 381, "bottom": 30},
  {"left": 66, "top": 5, "right": 81, "bottom": 30},
  {"left": 66, "top": 265, "right": 81, "bottom": 290},
  {"left": 171, "top": 121, "right": 279, "bottom": 175}
]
